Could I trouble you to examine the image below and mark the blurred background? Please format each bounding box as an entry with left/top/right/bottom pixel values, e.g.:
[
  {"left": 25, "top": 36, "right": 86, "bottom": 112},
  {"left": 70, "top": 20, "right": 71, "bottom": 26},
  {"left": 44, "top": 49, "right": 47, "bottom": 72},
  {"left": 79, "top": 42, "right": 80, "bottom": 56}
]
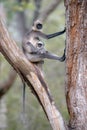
[{"left": 0, "top": 0, "right": 69, "bottom": 130}]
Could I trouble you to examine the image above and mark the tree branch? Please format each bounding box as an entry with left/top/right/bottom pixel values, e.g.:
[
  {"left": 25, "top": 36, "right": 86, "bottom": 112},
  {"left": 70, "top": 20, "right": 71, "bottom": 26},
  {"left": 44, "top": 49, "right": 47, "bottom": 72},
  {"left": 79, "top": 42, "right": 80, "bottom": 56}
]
[
  {"left": 39, "top": 0, "right": 61, "bottom": 22},
  {"left": 33, "top": 0, "right": 42, "bottom": 22},
  {"left": 16, "top": 0, "right": 29, "bottom": 37},
  {"left": 16, "top": 11, "right": 28, "bottom": 37},
  {"left": 0, "top": 18, "right": 66, "bottom": 130},
  {"left": 0, "top": 68, "right": 17, "bottom": 98}
]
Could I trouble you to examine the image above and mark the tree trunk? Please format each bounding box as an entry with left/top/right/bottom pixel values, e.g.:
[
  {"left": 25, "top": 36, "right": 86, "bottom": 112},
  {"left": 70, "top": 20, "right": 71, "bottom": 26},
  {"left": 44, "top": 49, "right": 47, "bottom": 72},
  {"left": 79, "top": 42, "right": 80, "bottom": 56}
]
[{"left": 65, "top": 0, "right": 87, "bottom": 130}]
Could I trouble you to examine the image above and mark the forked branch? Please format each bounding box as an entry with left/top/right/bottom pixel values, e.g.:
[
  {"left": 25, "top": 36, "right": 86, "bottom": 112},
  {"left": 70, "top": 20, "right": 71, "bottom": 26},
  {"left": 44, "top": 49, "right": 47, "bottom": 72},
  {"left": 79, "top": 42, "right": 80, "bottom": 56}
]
[{"left": 0, "top": 18, "right": 66, "bottom": 130}]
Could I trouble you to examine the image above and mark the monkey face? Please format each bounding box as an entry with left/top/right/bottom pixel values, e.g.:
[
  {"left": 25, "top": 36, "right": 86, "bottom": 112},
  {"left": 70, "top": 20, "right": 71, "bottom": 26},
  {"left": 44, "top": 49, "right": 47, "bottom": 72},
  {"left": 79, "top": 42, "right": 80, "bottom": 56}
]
[
  {"left": 33, "top": 20, "right": 43, "bottom": 31},
  {"left": 36, "top": 41, "right": 44, "bottom": 49},
  {"left": 36, "top": 41, "right": 46, "bottom": 54},
  {"left": 29, "top": 37, "right": 44, "bottom": 49}
]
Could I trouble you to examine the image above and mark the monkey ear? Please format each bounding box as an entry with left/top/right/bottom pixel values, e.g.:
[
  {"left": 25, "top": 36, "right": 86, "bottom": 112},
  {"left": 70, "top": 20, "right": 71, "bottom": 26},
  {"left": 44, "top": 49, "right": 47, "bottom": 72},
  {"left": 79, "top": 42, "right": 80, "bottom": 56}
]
[{"left": 36, "top": 23, "right": 43, "bottom": 30}]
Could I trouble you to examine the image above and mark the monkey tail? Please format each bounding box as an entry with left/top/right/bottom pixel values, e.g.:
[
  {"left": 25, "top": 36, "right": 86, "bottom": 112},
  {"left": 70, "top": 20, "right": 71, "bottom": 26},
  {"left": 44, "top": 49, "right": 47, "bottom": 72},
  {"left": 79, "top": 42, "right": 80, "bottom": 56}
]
[{"left": 23, "top": 82, "right": 26, "bottom": 114}]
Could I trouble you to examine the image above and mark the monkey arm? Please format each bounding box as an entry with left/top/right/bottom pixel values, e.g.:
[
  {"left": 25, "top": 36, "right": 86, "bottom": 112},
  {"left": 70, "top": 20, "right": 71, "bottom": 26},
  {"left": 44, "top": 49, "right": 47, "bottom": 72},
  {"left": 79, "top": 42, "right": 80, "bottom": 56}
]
[
  {"left": 37, "top": 28, "right": 66, "bottom": 39},
  {"left": 37, "top": 49, "right": 66, "bottom": 62},
  {"left": 46, "top": 28, "right": 66, "bottom": 39}
]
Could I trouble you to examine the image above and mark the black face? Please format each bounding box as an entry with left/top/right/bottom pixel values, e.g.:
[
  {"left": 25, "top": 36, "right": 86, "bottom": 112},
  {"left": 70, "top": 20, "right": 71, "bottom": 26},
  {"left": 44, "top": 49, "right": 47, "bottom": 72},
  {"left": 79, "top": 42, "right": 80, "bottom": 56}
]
[{"left": 36, "top": 23, "right": 43, "bottom": 30}]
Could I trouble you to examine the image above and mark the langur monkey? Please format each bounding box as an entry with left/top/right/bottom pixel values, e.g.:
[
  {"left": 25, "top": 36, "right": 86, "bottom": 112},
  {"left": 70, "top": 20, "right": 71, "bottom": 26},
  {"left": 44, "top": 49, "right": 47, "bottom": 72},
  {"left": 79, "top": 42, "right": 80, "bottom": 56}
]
[
  {"left": 22, "top": 20, "right": 66, "bottom": 114},
  {"left": 22, "top": 20, "right": 66, "bottom": 66}
]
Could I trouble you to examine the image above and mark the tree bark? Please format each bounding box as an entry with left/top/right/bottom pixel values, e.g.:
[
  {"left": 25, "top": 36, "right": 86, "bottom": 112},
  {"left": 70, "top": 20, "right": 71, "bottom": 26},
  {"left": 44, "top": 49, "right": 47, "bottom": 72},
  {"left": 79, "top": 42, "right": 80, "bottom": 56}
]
[
  {"left": 0, "top": 18, "right": 66, "bottom": 130},
  {"left": 65, "top": 0, "right": 87, "bottom": 130}
]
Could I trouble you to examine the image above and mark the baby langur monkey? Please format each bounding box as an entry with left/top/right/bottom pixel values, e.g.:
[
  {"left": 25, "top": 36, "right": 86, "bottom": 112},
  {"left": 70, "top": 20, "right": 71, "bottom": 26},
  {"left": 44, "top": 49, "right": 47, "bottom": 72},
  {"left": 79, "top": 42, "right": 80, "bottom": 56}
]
[{"left": 22, "top": 20, "right": 66, "bottom": 115}]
